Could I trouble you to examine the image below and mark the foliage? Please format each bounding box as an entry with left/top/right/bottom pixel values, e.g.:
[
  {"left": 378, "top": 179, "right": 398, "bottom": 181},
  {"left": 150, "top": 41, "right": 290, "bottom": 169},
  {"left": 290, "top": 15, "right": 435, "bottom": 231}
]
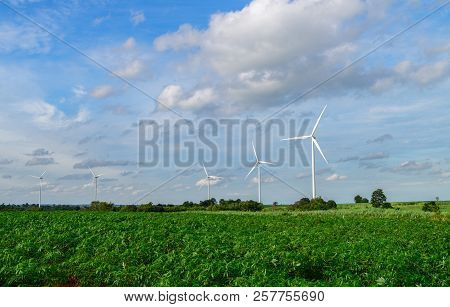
[
  {"left": 90, "top": 201, "right": 114, "bottom": 211},
  {"left": 290, "top": 197, "right": 336, "bottom": 211},
  {"left": 422, "top": 201, "right": 440, "bottom": 212},
  {"left": 0, "top": 211, "right": 447, "bottom": 286},
  {"left": 209, "top": 199, "right": 263, "bottom": 212},
  {"left": 371, "top": 189, "right": 387, "bottom": 208},
  {"left": 354, "top": 195, "right": 370, "bottom": 203},
  {"left": 382, "top": 202, "right": 393, "bottom": 209}
]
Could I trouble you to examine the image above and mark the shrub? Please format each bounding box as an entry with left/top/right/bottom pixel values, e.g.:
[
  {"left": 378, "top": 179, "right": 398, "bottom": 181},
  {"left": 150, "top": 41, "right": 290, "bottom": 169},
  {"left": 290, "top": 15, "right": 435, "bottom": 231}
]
[
  {"left": 381, "top": 202, "right": 393, "bottom": 209},
  {"left": 371, "top": 189, "right": 386, "bottom": 208},
  {"left": 362, "top": 198, "right": 369, "bottom": 203},
  {"left": 354, "top": 195, "right": 363, "bottom": 203},
  {"left": 90, "top": 201, "right": 114, "bottom": 211},
  {"left": 121, "top": 205, "right": 137, "bottom": 212},
  {"left": 290, "top": 197, "right": 336, "bottom": 211},
  {"left": 422, "top": 201, "right": 440, "bottom": 212},
  {"left": 291, "top": 198, "right": 311, "bottom": 210},
  {"left": 208, "top": 199, "right": 263, "bottom": 212}
]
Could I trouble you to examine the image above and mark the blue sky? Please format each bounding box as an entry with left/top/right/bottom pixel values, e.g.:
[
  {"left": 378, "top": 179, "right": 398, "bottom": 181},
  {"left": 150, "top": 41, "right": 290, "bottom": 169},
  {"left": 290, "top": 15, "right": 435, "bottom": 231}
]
[{"left": 0, "top": 0, "right": 449, "bottom": 205}]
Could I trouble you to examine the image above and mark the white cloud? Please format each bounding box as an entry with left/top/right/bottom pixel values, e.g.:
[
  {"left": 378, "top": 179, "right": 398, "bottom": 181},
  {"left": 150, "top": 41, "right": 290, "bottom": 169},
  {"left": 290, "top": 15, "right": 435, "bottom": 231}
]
[
  {"left": 154, "top": 24, "right": 202, "bottom": 51},
  {"left": 114, "top": 59, "right": 145, "bottom": 78},
  {"left": 196, "top": 177, "right": 222, "bottom": 187},
  {"left": 326, "top": 173, "right": 347, "bottom": 181},
  {"left": 157, "top": 85, "right": 216, "bottom": 110},
  {"left": 0, "top": 23, "right": 51, "bottom": 53},
  {"left": 22, "top": 100, "right": 89, "bottom": 129},
  {"left": 130, "top": 10, "right": 146, "bottom": 26},
  {"left": 411, "top": 61, "right": 449, "bottom": 85},
  {"left": 90, "top": 85, "right": 115, "bottom": 99},
  {"left": 72, "top": 85, "right": 87, "bottom": 98},
  {"left": 123, "top": 37, "right": 136, "bottom": 50}
]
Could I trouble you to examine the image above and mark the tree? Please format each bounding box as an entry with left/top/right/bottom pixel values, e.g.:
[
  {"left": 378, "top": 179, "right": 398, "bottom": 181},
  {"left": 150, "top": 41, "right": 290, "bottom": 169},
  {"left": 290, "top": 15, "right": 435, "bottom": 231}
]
[
  {"left": 354, "top": 195, "right": 363, "bottom": 203},
  {"left": 422, "top": 201, "right": 439, "bottom": 212},
  {"left": 371, "top": 189, "right": 386, "bottom": 208},
  {"left": 362, "top": 198, "right": 369, "bottom": 203}
]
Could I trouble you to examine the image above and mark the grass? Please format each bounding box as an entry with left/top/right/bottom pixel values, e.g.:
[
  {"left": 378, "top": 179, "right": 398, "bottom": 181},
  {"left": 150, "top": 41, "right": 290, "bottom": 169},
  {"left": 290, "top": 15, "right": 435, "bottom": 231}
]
[{"left": 0, "top": 205, "right": 448, "bottom": 287}]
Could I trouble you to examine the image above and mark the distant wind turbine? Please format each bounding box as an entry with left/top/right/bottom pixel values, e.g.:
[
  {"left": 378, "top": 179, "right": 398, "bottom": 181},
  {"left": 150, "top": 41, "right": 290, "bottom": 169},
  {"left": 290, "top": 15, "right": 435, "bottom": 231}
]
[
  {"left": 30, "top": 170, "right": 46, "bottom": 208},
  {"left": 202, "top": 164, "right": 222, "bottom": 200},
  {"left": 283, "top": 105, "right": 328, "bottom": 199},
  {"left": 89, "top": 167, "right": 103, "bottom": 201},
  {"left": 245, "top": 141, "right": 273, "bottom": 204}
]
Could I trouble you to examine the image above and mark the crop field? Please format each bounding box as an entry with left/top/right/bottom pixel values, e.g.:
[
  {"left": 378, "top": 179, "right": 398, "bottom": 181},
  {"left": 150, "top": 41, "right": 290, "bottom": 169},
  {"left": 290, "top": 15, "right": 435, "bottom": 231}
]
[{"left": 0, "top": 205, "right": 448, "bottom": 287}]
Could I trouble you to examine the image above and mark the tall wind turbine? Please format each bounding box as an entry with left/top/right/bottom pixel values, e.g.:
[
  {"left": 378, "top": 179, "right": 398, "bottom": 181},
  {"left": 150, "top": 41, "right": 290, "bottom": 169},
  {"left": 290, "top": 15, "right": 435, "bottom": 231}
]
[
  {"left": 89, "top": 167, "right": 102, "bottom": 201},
  {"left": 30, "top": 170, "right": 46, "bottom": 208},
  {"left": 245, "top": 141, "right": 273, "bottom": 204},
  {"left": 283, "top": 105, "right": 328, "bottom": 199},
  {"left": 202, "top": 164, "right": 222, "bottom": 200}
]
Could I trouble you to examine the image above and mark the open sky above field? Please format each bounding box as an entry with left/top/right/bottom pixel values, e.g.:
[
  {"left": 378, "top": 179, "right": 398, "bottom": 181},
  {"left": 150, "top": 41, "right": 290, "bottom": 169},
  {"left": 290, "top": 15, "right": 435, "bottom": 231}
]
[{"left": 0, "top": 0, "right": 449, "bottom": 204}]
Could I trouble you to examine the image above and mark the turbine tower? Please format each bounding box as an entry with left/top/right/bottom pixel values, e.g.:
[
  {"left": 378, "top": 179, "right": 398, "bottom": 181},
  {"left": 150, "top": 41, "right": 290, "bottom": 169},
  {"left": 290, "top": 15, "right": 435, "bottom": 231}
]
[
  {"left": 202, "top": 164, "right": 222, "bottom": 200},
  {"left": 30, "top": 170, "right": 46, "bottom": 208},
  {"left": 283, "top": 105, "right": 328, "bottom": 199},
  {"left": 89, "top": 167, "right": 102, "bottom": 201},
  {"left": 245, "top": 141, "right": 273, "bottom": 204}
]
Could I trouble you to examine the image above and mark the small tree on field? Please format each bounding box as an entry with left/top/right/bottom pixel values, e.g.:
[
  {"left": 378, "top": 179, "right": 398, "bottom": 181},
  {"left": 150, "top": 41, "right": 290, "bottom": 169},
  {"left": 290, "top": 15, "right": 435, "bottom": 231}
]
[
  {"left": 371, "top": 189, "right": 386, "bottom": 208},
  {"left": 422, "top": 201, "right": 439, "bottom": 212},
  {"left": 354, "top": 195, "right": 363, "bottom": 203},
  {"left": 362, "top": 198, "right": 369, "bottom": 203}
]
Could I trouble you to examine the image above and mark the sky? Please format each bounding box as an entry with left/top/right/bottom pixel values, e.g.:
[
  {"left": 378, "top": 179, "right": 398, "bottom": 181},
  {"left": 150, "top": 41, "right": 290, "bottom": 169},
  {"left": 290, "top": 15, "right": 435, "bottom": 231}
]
[{"left": 0, "top": 0, "right": 449, "bottom": 205}]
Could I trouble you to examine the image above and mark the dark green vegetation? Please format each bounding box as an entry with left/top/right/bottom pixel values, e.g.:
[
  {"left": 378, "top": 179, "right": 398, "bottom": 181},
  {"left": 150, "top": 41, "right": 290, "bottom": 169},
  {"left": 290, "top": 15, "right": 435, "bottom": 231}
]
[
  {"left": 290, "top": 197, "right": 336, "bottom": 211},
  {"left": 0, "top": 206, "right": 448, "bottom": 287},
  {"left": 422, "top": 201, "right": 440, "bottom": 213}
]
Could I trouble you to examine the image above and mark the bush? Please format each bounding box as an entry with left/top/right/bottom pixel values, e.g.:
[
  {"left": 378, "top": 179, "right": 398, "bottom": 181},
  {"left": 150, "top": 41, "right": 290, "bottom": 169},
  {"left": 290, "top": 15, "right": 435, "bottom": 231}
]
[
  {"left": 422, "top": 201, "right": 440, "bottom": 212},
  {"left": 90, "top": 201, "right": 114, "bottom": 211},
  {"left": 120, "top": 205, "right": 137, "bottom": 212},
  {"left": 362, "top": 198, "right": 369, "bottom": 203},
  {"left": 208, "top": 199, "right": 263, "bottom": 212},
  {"left": 371, "top": 189, "right": 387, "bottom": 208},
  {"left": 290, "top": 197, "right": 336, "bottom": 211},
  {"left": 354, "top": 195, "right": 363, "bottom": 203},
  {"left": 381, "top": 202, "right": 393, "bottom": 209}
]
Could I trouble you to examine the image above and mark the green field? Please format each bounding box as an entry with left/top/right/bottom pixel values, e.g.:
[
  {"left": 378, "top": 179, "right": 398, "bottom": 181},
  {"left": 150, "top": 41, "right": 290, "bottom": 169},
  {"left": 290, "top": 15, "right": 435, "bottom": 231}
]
[{"left": 0, "top": 204, "right": 448, "bottom": 287}]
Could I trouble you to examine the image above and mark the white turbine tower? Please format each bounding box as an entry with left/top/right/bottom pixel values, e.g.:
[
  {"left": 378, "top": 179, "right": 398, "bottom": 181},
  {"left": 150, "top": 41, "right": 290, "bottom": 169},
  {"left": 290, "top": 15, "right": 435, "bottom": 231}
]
[
  {"left": 283, "top": 105, "right": 328, "bottom": 199},
  {"left": 30, "top": 170, "right": 46, "bottom": 208},
  {"left": 245, "top": 141, "right": 273, "bottom": 204},
  {"left": 202, "top": 164, "right": 222, "bottom": 200},
  {"left": 89, "top": 167, "right": 103, "bottom": 201}
]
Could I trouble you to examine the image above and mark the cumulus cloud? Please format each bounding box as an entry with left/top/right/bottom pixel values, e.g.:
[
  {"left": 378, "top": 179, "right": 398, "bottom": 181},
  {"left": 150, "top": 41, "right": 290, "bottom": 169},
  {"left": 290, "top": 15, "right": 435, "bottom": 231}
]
[
  {"left": 326, "top": 173, "right": 347, "bottom": 181},
  {"left": 25, "top": 157, "right": 56, "bottom": 166},
  {"left": 114, "top": 59, "right": 145, "bottom": 78},
  {"left": 90, "top": 85, "right": 115, "bottom": 99},
  {"left": 196, "top": 176, "right": 223, "bottom": 187},
  {"left": 297, "top": 167, "right": 333, "bottom": 179},
  {"left": 22, "top": 100, "right": 89, "bottom": 129},
  {"left": 130, "top": 10, "right": 145, "bottom": 26},
  {"left": 158, "top": 85, "right": 216, "bottom": 110},
  {"left": 153, "top": 0, "right": 393, "bottom": 114},
  {"left": 73, "top": 159, "right": 134, "bottom": 169},
  {"left": 251, "top": 176, "right": 275, "bottom": 184}
]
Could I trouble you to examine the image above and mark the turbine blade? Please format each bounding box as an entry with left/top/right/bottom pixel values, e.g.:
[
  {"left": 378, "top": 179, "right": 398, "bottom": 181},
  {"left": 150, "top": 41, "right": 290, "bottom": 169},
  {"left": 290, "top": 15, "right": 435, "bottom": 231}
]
[
  {"left": 97, "top": 174, "right": 103, "bottom": 177},
  {"left": 40, "top": 170, "right": 47, "bottom": 177},
  {"left": 252, "top": 141, "right": 259, "bottom": 161},
  {"left": 88, "top": 167, "right": 95, "bottom": 177},
  {"left": 245, "top": 163, "right": 258, "bottom": 180},
  {"left": 202, "top": 164, "right": 208, "bottom": 177},
  {"left": 259, "top": 161, "right": 274, "bottom": 165},
  {"left": 313, "top": 138, "right": 328, "bottom": 164},
  {"left": 30, "top": 175, "right": 40, "bottom": 179},
  {"left": 209, "top": 176, "right": 223, "bottom": 180},
  {"left": 282, "top": 135, "right": 310, "bottom": 141},
  {"left": 311, "top": 105, "right": 327, "bottom": 136}
]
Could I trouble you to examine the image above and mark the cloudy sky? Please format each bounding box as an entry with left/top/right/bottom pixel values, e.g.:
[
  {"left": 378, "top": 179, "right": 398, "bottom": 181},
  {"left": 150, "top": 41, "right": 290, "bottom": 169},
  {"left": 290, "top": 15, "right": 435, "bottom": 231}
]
[{"left": 0, "top": 0, "right": 449, "bottom": 205}]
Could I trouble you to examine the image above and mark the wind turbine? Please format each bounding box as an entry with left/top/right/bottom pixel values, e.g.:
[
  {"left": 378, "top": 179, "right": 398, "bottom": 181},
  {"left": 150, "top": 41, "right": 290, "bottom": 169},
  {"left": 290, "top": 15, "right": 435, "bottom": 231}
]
[
  {"left": 245, "top": 141, "right": 273, "bottom": 204},
  {"left": 283, "top": 105, "right": 328, "bottom": 199},
  {"left": 202, "top": 164, "right": 222, "bottom": 200},
  {"left": 89, "top": 167, "right": 103, "bottom": 201},
  {"left": 30, "top": 170, "right": 46, "bottom": 208}
]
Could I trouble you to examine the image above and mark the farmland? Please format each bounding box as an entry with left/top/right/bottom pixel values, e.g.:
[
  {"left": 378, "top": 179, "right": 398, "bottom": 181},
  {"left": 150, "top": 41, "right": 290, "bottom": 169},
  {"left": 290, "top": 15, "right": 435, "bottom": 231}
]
[{"left": 0, "top": 204, "right": 448, "bottom": 287}]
